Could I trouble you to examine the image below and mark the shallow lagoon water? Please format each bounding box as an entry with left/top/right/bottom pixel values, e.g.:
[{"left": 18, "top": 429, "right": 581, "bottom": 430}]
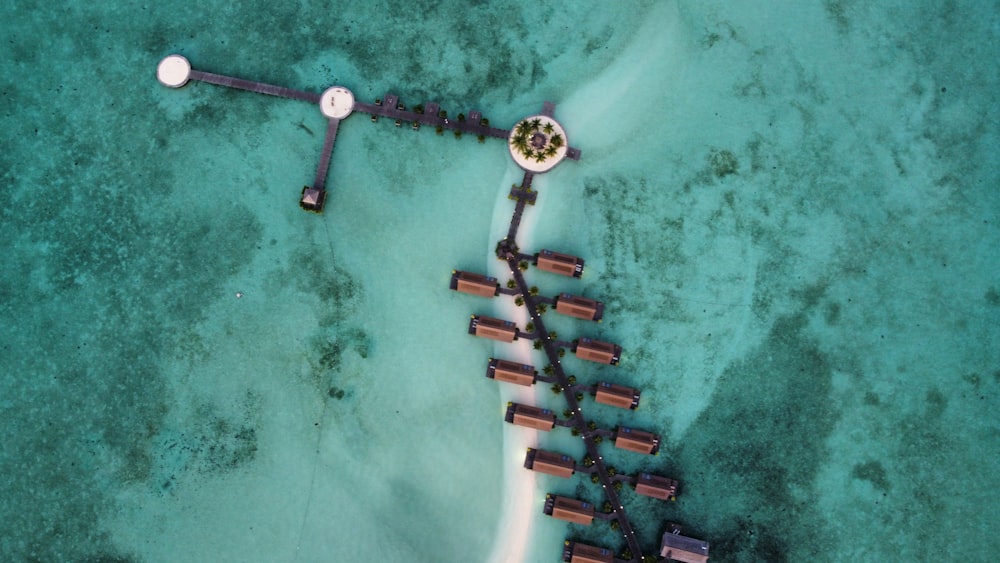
[{"left": 1, "top": 1, "right": 998, "bottom": 562}]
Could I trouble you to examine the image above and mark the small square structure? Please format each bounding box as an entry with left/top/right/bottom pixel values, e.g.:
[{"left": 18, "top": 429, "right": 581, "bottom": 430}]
[{"left": 299, "top": 186, "right": 326, "bottom": 213}]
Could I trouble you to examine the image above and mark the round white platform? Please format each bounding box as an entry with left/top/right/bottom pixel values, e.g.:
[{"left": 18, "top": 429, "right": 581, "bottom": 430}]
[
  {"left": 320, "top": 86, "right": 355, "bottom": 119},
  {"left": 157, "top": 55, "right": 191, "bottom": 88},
  {"left": 508, "top": 115, "right": 568, "bottom": 173}
]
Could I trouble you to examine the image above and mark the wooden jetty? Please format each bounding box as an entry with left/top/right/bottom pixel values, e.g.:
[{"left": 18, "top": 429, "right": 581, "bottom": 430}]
[{"left": 157, "top": 55, "right": 582, "bottom": 216}]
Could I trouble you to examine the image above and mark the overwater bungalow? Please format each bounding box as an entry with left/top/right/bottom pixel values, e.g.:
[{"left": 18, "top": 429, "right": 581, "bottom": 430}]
[
  {"left": 660, "top": 523, "right": 710, "bottom": 563},
  {"left": 574, "top": 337, "right": 622, "bottom": 365},
  {"left": 562, "top": 541, "right": 614, "bottom": 563},
  {"left": 554, "top": 293, "right": 604, "bottom": 321},
  {"left": 536, "top": 249, "right": 584, "bottom": 278},
  {"left": 505, "top": 402, "right": 556, "bottom": 431},
  {"left": 634, "top": 472, "right": 679, "bottom": 501},
  {"left": 524, "top": 448, "right": 576, "bottom": 478},
  {"left": 468, "top": 315, "right": 518, "bottom": 342},
  {"left": 450, "top": 270, "right": 499, "bottom": 298},
  {"left": 593, "top": 381, "right": 641, "bottom": 409},
  {"left": 543, "top": 494, "right": 594, "bottom": 525},
  {"left": 613, "top": 426, "right": 661, "bottom": 455},
  {"left": 299, "top": 186, "right": 326, "bottom": 212},
  {"left": 486, "top": 358, "right": 536, "bottom": 386}
]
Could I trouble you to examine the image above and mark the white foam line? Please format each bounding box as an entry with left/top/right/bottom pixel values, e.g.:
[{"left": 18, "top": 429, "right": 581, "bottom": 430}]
[{"left": 484, "top": 168, "right": 546, "bottom": 563}]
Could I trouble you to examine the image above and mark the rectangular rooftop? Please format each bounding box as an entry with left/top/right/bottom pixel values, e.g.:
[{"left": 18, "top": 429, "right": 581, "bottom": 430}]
[
  {"left": 635, "top": 472, "right": 679, "bottom": 500},
  {"left": 536, "top": 249, "right": 584, "bottom": 278},
  {"left": 468, "top": 315, "right": 518, "bottom": 343},
  {"left": 524, "top": 448, "right": 576, "bottom": 478},
  {"left": 575, "top": 338, "right": 622, "bottom": 365},
  {"left": 487, "top": 358, "right": 536, "bottom": 386},
  {"left": 451, "top": 270, "right": 498, "bottom": 298},
  {"left": 594, "top": 381, "right": 641, "bottom": 409},
  {"left": 661, "top": 524, "right": 710, "bottom": 563},
  {"left": 614, "top": 426, "right": 661, "bottom": 455},
  {"left": 543, "top": 494, "right": 594, "bottom": 525},
  {"left": 505, "top": 403, "right": 556, "bottom": 431},
  {"left": 562, "top": 541, "right": 614, "bottom": 563},
  {"left": 555, "top": 293, "right": 604, "bottom": 321}
]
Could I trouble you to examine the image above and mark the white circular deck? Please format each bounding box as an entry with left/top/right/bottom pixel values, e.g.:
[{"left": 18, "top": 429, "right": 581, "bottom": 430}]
[
  {"left": 320, "top": 86, "right": 355, "bottom": 119},
  {"left": 157, "top": 55, "right": 191, "bottom": 88},
  {"left": 508, "top": 115, "right": 568, "bottom": 173}
]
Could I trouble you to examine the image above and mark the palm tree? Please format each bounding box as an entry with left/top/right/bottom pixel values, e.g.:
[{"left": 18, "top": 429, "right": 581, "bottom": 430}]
[
  {"left": 549, "top": 133, "right": 563, "bottom": 148},
  {"left": 516, "top": 120, "right": 534, "bottom": 137},
  {"left": 511, "top": 134, "right": 529, "bottom": 153},
  {"left": 529, "top": 286, "right": 539, "bottom": 296},
  {"left": 545, "top": 146, "right": 558, "bottom": 158},
  {"left": 523, "top": 149, "right": 535, "bottom": 160},
  {"left": 526, "top": 322, "right": 535, "bottom": 333},
  {"left": 514, "top": 296, "right": 524, "bottom": 306},
  {"left": 534, "top": 152, "right": 547, "bottom": 163},
  {"left": 529, "top": 118, "right": 542, "bottom": 130},
  {"left": 518, "top": 260, "right": 529, "bottom": 271},
  {"left": 458, "top": 113, "right": 466, "bottom": 121},
  {"left": 507, "top": 279, "right": 516, "bottom": 289},
  {"left": 542, "top": 121, "right": 554, "bottom": 135}
]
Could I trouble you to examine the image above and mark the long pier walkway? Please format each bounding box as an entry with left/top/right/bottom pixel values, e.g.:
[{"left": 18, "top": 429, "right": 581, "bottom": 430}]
[
  {"left": 353, "top": 95, "right": 510, "bottom": 139},
  {"left": 188, "top": 69, "right": 320, "bottom": 103},
  {"left": 313, "top": 119, "right": 340, "bottom": 191}
]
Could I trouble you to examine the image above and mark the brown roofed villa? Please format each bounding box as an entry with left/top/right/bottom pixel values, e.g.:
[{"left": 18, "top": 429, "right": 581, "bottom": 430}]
[
  {"left": 468, "top": 315, "right": 518, "bottom": 342},
  {"left": 524, "top": 448, "right": 576, "bottom": 478},
  {"left": 536, "top": 249, "right": 584, "bottom": 278},
  {"left": 634, "top": 472, "right": 679, "bottom": 501},
  {"left": 614, "top": 426, "right": 661, "bottom": 455},
  {"left": 660, "top": 523, "right": 710, "bottom": 563},
  {"left": 562, "top": 541, "right": 614, "bottom": 563},
  {"left": 504, "top": 402, "right": 556, "bottom": 431},
  {"left": 593, "top": 381, "right": 641, "bottom": 409},
  {"left": 574, "top": 337, "right": 622, "bottom": 365},
  {"left": 486, "top": 358, "right": 536, "bottom": 386},
  {"left": 554, "top": 293, "right": 604, "bottom": 321},
  {"left": 450, "top": 270, "right": 499, "bottom": 298},
  {"left": 543, "top": 494, "right": 594, "bottom": 525}
]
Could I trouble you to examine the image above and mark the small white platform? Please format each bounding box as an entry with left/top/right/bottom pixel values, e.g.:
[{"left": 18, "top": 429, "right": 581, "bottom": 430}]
[
  {"left": 157, "top": 55, "right": 191, "bottom": 88},
  {"left": 320, "top": 86, "right": 355, "bottom": 119}
]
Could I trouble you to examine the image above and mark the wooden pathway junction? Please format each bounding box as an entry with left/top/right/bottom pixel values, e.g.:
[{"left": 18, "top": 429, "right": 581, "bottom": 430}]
[{"left": 158, "top": 55, "right": 581, "bottom": 215}]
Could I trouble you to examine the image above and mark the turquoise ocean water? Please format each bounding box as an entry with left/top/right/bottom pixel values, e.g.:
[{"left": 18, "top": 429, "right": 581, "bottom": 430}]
[{"left": 1, "top": 1, "right": 997, "bottom": 561}]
